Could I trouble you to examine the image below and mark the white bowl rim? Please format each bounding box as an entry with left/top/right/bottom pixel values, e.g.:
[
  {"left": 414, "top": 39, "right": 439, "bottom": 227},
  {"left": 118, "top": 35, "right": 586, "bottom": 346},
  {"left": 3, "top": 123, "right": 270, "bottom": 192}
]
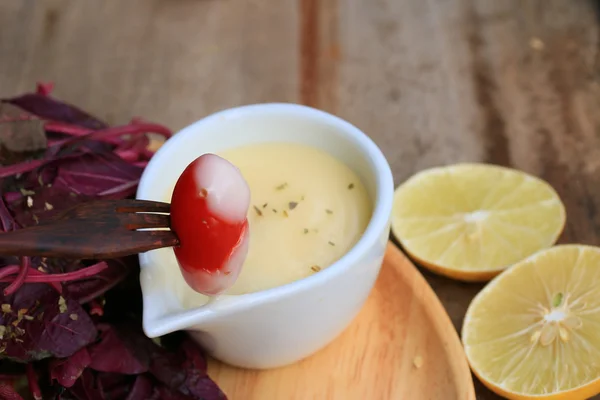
[{"left": 137, "top": 103, "right": 394, "bottom": 327}]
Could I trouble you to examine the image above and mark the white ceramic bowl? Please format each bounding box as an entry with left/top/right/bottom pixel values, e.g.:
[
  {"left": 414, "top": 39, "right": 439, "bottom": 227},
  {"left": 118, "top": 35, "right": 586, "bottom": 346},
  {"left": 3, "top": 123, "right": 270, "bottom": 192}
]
[{"left": 136, "top": 103, "right": 394, "bottom": 369}]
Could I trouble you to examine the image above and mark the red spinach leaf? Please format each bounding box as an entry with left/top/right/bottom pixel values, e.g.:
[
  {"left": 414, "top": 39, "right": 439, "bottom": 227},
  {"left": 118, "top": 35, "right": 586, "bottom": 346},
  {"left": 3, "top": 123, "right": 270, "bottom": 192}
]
[
  {"left": 150, "top": 338, "right": 226, "bottom": 400},
  {"left": 8, "top": 186, "right": 93, "bottom": 228},
  {"left": 2, "top": 93, "right": 107, "bottom": 130},
  {"left": 124, "top": 375, "right": 154, "bottom": 400},
  {"left": 52, "top": 151, "right": 143, "bottom": 199},
  {"left": 50, "top": 347, "right": 91, "bottom": 388},
  {"left": 87, "top": 324, "right": 148, "bottom": 375},
  {"left": 0, "top": 381, "right": 24, "bottom": 400},
  {"left": 60, "top": 369, "right": 105, "bottom": 400},
  {"left": 0, "top": 284, "right": 96, "bottom": 362}
]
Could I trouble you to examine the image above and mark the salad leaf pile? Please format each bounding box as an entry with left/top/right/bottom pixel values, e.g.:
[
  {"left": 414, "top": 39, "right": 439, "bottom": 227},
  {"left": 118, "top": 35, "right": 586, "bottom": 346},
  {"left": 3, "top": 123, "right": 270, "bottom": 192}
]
[{"left": 0, "top": 83, "right": 226, "bottom": 400}]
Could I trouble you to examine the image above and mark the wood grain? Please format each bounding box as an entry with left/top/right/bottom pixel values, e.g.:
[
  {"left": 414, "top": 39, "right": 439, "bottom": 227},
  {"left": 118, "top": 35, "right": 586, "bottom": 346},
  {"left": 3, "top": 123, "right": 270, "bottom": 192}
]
[
  {"left": 206, "top": 242, "right": 475, "bottom": 400},
  {"left": 1, "top": 1, "right": 599, "bottom": 398}
]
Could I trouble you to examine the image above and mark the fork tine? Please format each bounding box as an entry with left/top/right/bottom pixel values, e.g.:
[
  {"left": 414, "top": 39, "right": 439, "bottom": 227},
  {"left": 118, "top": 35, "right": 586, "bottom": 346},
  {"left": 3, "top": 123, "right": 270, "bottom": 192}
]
[
  {"left": 133, "top": 230, "right": 180, "bottom": 251},
  {"left": 92, "top": 230, "right": 179, "bottom": 258},
  {"left": 115, "top": 199, "right": 171, "bottom": 213},
  {"left": 124, "top": 213, "right": 172, "bottom": 230}
]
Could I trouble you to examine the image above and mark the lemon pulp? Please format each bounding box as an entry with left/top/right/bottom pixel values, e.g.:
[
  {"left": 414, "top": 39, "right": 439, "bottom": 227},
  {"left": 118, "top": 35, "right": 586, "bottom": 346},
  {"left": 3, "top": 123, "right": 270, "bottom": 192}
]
[
  {"left": 462, "top": 245, "right": 600, "bottom": 399},
  {"left": 391, "top": 163, "right": 566, "bottom": 281}
]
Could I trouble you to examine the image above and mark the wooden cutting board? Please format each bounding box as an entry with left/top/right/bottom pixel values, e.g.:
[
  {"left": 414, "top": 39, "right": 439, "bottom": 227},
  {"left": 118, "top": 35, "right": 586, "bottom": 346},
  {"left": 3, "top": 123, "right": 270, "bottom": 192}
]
[{"left": 207, "top": 242, "right": 476, "bottom": 400}]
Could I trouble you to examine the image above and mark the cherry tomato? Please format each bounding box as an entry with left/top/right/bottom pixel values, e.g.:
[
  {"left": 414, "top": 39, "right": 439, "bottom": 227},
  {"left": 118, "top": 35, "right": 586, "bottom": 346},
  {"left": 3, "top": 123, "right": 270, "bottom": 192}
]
[{"left": 170, "top": 153, "right": 250, "bottom": 296}]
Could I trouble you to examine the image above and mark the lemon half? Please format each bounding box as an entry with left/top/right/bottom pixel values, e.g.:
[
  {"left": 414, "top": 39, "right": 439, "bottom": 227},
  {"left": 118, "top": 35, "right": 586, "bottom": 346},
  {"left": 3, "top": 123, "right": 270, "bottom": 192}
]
[
  {"left": 391, "top": 163, "right": 566, "bottom": 281},
  {"left": 462, "top": 245, "right": 600, "bottom": 400}
]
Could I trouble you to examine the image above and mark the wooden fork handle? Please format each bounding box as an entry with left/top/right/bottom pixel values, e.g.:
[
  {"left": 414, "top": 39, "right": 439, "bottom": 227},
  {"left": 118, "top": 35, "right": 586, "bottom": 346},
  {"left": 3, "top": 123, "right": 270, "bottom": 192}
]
[{"left": 0, "top": 224, "right": 179, "bottom": 259}]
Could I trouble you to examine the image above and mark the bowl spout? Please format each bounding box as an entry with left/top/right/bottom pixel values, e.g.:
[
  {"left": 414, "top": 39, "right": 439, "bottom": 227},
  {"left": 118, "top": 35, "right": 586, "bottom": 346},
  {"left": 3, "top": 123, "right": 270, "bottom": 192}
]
[{"left": 141, "top": 288, "right": 249, "bottom": 338}]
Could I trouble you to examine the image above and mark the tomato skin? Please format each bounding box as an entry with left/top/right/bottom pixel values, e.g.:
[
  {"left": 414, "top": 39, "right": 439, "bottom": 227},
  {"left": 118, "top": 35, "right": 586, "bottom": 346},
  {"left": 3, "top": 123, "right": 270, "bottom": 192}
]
[{"left": 170, "top": 154, "right": 250, "bottom": 295}]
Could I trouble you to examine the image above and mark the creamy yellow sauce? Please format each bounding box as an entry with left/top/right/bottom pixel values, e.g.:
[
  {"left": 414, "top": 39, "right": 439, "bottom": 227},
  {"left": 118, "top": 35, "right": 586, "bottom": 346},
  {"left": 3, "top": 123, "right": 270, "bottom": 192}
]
[{"left": 160, "top": 142, "right": 372, "bottom": 306}]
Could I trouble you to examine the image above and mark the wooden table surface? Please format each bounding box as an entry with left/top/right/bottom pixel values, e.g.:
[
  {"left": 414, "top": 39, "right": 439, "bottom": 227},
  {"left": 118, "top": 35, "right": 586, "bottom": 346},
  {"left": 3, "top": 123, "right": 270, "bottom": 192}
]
[{"left": 1, "top": 1, "right": 599, "bottom": 399}]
